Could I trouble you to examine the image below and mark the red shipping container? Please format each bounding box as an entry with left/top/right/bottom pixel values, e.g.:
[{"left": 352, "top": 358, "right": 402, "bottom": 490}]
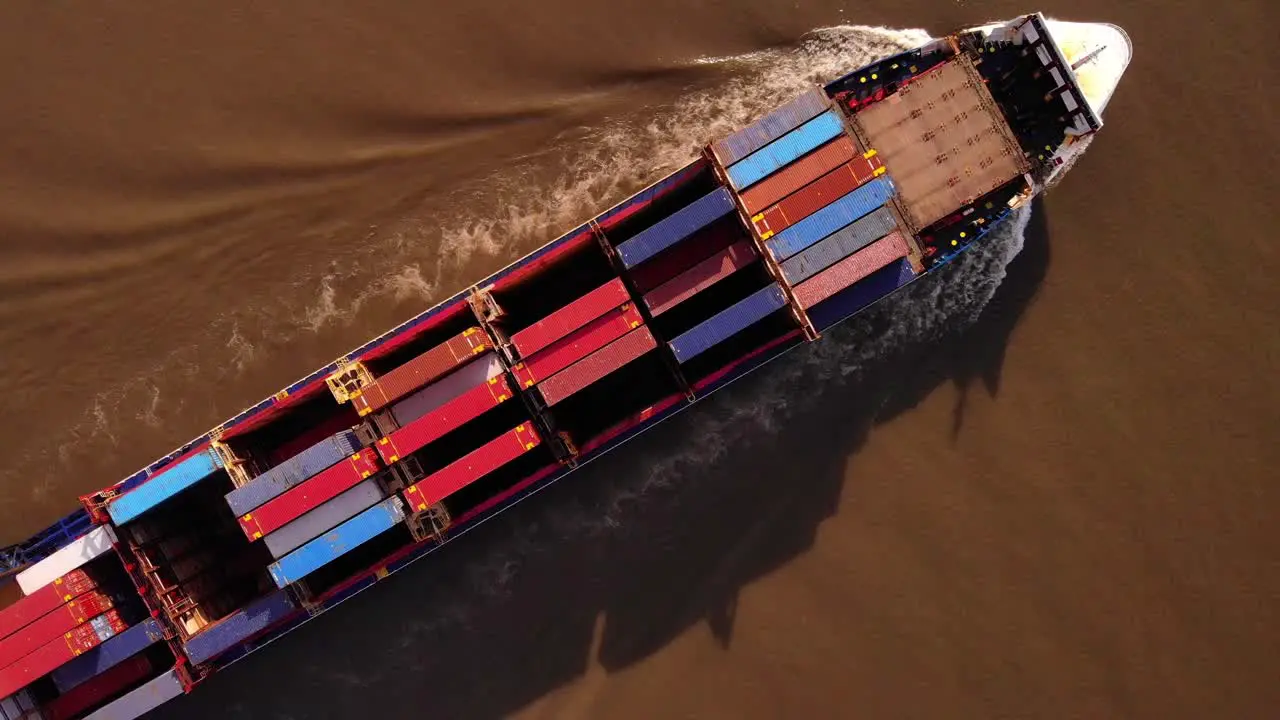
[
  {"left": 0, "top": 570, "right": 97, "bottom": 642},
  {"left": 509, "top": 278, "right": 631, "bottom": 358},
  {"left": 751, "top": 156, "right": 885, "bottom": 239},
  {"left": 403, "top": 422, "right": 541, "bottom": 511},
  {"left": 511, "top": 305, "right": 644, "bottom": 389},
  {"left": 794, "top": 231, "right": 909, "bottom": 308},
  {"left": 738, "top": 136, "right": 858, "bottom": 214},
  {"left": 352, "top": 327, "right": 491, "bottom": 416},
  {"left": 536, "top": 327, "right": 658, "bottom": 407},
  {"left": 42, "top": 654, "right": 154, "bottom": 720},
  {"left": 643, "top": 241, "right": 758, "bottom": 317},
  {"left": 0, "top": 592, "right": 114, "bottom": 669},
  {"left": 0, "top": 611, "right": 128, "bottom": 699},
  {"left": 376, "top": 375, "right": 514, "bottom": 464},
  {"left": 238, "top": 447, "right": 383, "bottom": 540}
]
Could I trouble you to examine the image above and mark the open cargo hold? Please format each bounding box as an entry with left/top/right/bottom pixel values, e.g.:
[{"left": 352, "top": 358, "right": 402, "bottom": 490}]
[
  {"left": 16, "top": 527, "right": 117, "bottom": 596},
  {"left": 535, "top": 327, "right": 659, "bottom": 407},
  {"left": 264, "top": 480, "right": 386, "bottom": 559},
  {"left": 509, "top": 278, "right": 632, "bottom": 358},
  {"left": 751, "top": 154, "right": 885, "bottom": 239},
  {"left": 224, "top": 430, "right": 362, "bottom": 517},
  {"left": 726, "top": 110, "right": 846, "bottom": 191},
  {"left": 352, "top": 327, "right": 491, "bottom": 417},
  {"left": 389, "top": 353, "right": 505, "bottom": 428},
  {"left": 80, "top": 668, "right": 184, "bottom": 720},
  {"left": 614, "top": 187, "right": 736, "bottom": 269},
  {"left": 711, "top": 86, "right": 830, "bottom": 166},
  {"left": 0, "top": 611, "right": 128, "bottom": 699},
  {"left": 0, "top": 570, "right": 97, "bottom": 641},
  {"left": 668, "top": 283, "right": 790, "bottom": 364},
  {"left": 267, "top": 498, "right": 406, "bottom": 588},
  {"left": 403, "top": 423, "right": 541, "bottom": 511},
  {"left": 376, "top": 375, "right": 515, "bottom": 464},
  {"left": 237, "top": 447, "right": 382, "bottom": 541},
  {"left": 624, "top": 213, "right": 745, "bottom": 294},
  {"left": 794, "top": 231, "right": 912, "bottom": 308},
  {"left": 182, "top": 590, "right": 296, "bottom": 666},
  {"left": 107, "top": 450, "right": 224, "bottom": 527},
  {"left": 42, "top": 654, "right": 153, "bottom": 720},
  {"left": 738, "top": 135, "right": 858, "bottom": 214},
  {"left": 764, "top": 176, "right": 895, "bottom": 261},
  {"left": 511, "top": 304, "right": 644, "bottom": 389},
  {"left": 644, "top": 241, "right": 758, "bottom": 317},
  {"left": 49, "top": 619, "right": 167, "bottom": 694},
  {"left": 807, "top": 258, "right": 917, "bottom": 331},
  {"left": 0, "top": 591, "right": 115, "bottom": 669},
  {"left": 779, "top": 206, "right": 898, "bottom": 285}
]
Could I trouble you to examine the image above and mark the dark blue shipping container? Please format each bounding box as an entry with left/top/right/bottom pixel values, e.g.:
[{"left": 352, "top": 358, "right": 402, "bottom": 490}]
[
  {"left": 765, "top": 176, "right": 895, "bottom": 262},
  {"left": 806, "top": 259, "right": 916, "bottom": 331},
  {"left": 726, "top": 111, "right": 844, "bottom": 191},
  {"left": 108, "top": 450, "right": 223, "bottom": 526},
  {"left": 616, "top": 187, "right": 736, "bottom": 269},
  {"left": 779, "top": 207, "right": 898, "bottom": 285},
  {"left": 668, "top": 283, "right": 789, "bottom": 363},
  {"left": 224, "top": 430, "right": 362, "bottom": 516},
  {"left": 183, "top": 590, "right": 298, "bottom": 666},
  {"left": 711, "top": 88, "right": 830, "bottom": 166},
  {"left": 49, "top": 618, "right": 167, "bottom": 694},
  {"left": 81, "top": 668, "right": 185, "bottom": 720}
]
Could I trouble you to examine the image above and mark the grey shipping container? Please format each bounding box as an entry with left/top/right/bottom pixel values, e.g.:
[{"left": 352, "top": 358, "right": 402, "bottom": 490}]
[
  {"left": 765, "top": 176, "right": 895, "bottom": 261},
  {"left": 182, "top": 590, "right": 298, "bottom": 666},
  {"left": 264, "top": 478, "right": 387, "bottom": 559},
  {"left": 779, "top": 207, "right": 898, "bottom": 285},
  {"left": 807, "top": 259, "right": 916, "bottom": 331},
  {"left": 616, "top": 187, "right": 735, "bottom": 269},
  {"left": 668, "top": 283, "right": 789, "bottom": 363},
  {"left": 711, "top": 87, "right": 831, "bottom": 166},
  {"left": 82, "top": 668, "right": 185, "bottom": 720},
  {"left": 268, "top": 497, "right": 406, "bottom": 588},
  {"left": 224, "top": 429, "right": 362, "bottom": 516},
  {"left": 50, "top": 618, "right": 168, "bottom": 694},
  {"left": 390, "top": 353, "right": 505, "bottom": 427}
]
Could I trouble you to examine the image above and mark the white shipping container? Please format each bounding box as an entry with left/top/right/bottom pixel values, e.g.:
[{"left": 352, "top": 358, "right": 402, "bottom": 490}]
[
  {"left": 16, "top": 525, "right": 117, "bottom": 596},
  {"left": 264, "top": 479, "right": 386, "bottom": 558}
]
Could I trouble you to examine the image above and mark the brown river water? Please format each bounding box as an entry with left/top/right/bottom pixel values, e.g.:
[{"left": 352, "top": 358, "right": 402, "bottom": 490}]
[{"left": 0, "top": 1, "right": 1276, "bottom": 717}]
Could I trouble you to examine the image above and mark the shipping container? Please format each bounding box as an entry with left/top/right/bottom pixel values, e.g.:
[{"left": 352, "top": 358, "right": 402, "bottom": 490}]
[
  {"left": 711, "top": 87, "right": 831, "bottom": 166},
  {"left": 238, "top": 448, "right": 382, "bottom": 541},
  {"left": 739, "top": 136, "right": 859, "bottom": 214},
  {"left": 535, "top": 327, "right": 659, "bottom": 407},
  {"left": 106, "top": 449, "right": 224, "bottom": 527},
  {"left": 806, "top": 258, "right": 916, "bottom": 331},
  {"left": 667, "top": 283, "right": 790, "bottom": 363},
  {"left": 764, "top": 176, "right": 895, "bottom": 261},
  {"left": 0, "top": 611, "right": 127, "bottom": 699},
  {"left": 16, "top": 527, "right": 117, "bottom": 596},
  {"left": 264, "top": 480, "right": 387, "bottom": 560},
  {"left": 0, "top": 689, "right": 35, "bottom": 720},
  {"left": 644, "top": 241, "right": 758, "bottom": 317},
  {"left": 794, "top": 231, "right": 911, "bottom": 308},
  {"left": 509, "top": 278, "right": 631, "bottom": 357},
  {"left": 615, "top": 187, "right": 736, "bottom": 269},
  {"left": 511, "top": 304, "right": 644, "bottom": 389},
  {"left": 43, "top": 654, "right": 153, "bottom": 720},
  {"left": 389, "top": 353, "right": 505, "bottom": 428},
  {"left": 267, "top": 498, "right": 406, "bottom": 589},
  {"left": 224, "top": 430, "right": 362, "bottom": 517},
  {"left": 725, "top": 111, "right": 845, "bottom": 191},
  {"left": 403, "top": 423, "right": 541, "bottom": 511},
  {"left": 50, "top": 619, "right": 166, "bottom": 694},
  {"left": 751, "top": 156, "right": 885, "bottom": 239},
  {"left": 0, "top": 591, "right": 115, "bottom": 669},
  {"left": 376, "top": 375, "right": 515, "bottom": 464},
  {"left": 779, "top": 207, "right": 898, "bottom": 285},
  {"left": 181, "top": 590, "right": 297, "bottom": 666},
  {"left": 352, "top": 327, "right": 491, "bottom": 416},
  {"left": 80, "top": 668, "right": 184, "bottom": 720},
  {"left": 0, "top": 570, "right": 97, "bottom": 642}
]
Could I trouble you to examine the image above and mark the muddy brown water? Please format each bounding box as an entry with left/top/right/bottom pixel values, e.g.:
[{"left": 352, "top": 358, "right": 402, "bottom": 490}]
[{"left": 0, "top": 1, "right": 1276, "bottom": 718}]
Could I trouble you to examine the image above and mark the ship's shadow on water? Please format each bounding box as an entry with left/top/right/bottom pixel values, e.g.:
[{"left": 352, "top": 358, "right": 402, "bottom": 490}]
[{"left": 154, "top": 201, "right": 1050, "bottom": 720}]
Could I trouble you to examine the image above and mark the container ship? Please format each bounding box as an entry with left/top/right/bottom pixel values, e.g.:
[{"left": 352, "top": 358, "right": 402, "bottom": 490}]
[{"left": 0, "top": 14, "right": 1128, "bottom": 719}]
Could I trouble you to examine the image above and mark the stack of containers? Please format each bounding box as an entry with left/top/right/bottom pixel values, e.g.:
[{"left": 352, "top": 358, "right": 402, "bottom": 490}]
[{"left": 350, "top": 327, "right": 491, "bottom": 417}]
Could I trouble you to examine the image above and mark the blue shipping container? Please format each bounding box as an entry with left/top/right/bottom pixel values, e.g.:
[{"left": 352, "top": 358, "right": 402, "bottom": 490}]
[
  {"left": 50, "top": 618, "right": 167, "bottom": 694},
  {"left": 616, "top": 187, "right": 735, "bottom": 269},
  {"left": 765, "top": 176, "right": 895, "bottom": 262},
  {"left": 668, "top": 284, "right": 789, "bottom": 363},
  {"left": 711, "top": 87, "right": 830, "bottom": 166},
  {"left": 108, "top": 450, "right": 224, "bottom": 526},
  {"left": 268, "top": 497, "right": 406, "bottom": 588},
  {"left": 82, "top": 668, "right": 185, "bottom": 720},
  {"left": 807, "top": 259, "right": 916, "bottom": 331},
  {"left": 265, "top": 478, "right": 386, "bottom": 559},
  {"left": 726, "top": 111, "right": 845, "bottom": 191},
  {"left": 224, "top": 429, "right": 362, "bottom": 516},
  {"left": 779, "top": 207, "right": 898, "bottom": 285},
  {"left": 183, "top": 590, "right": 298, "bottom": 666}
]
